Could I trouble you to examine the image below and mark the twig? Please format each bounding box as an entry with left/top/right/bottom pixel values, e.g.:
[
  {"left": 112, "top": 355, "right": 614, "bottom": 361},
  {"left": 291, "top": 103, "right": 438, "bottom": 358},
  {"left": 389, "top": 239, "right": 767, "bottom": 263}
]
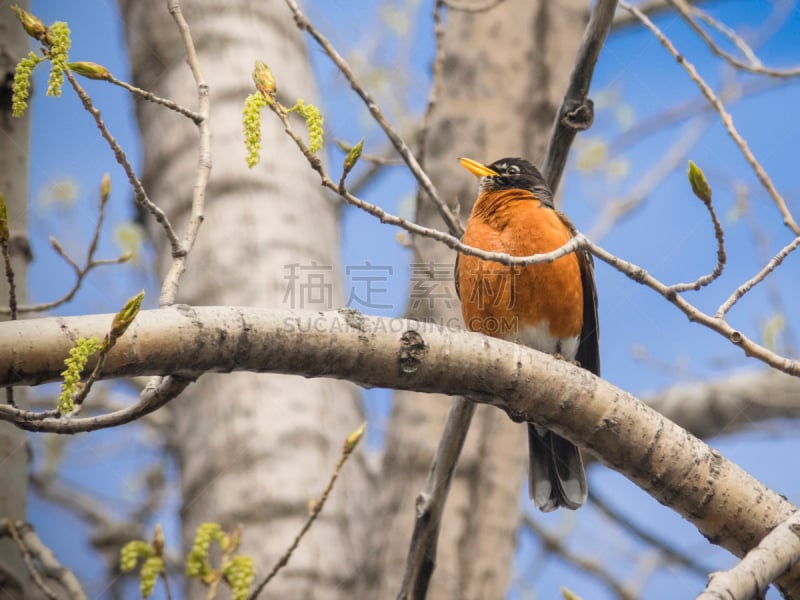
[
  {"left": 668, "top": 165, "right": 726, "bottom": 293},
  {"left": 1, "top": 177, "right": 129, "bottom": 315},
  {"left": 741, "top": 190, "right": 798, "bottom": 355},
  {"left": 2, "top": 373, "right": 193, "bottom": 434},
  {"left": 716, "top": 234, "right": 800, "bottom": 318},
  {"left": 619, "top": 0, "right": 800, "bottom": 236},
  {"left": 589, "top": 489, "right": 712, "bottom": 577},
  {"left": 267, "top": 94, "right": 590, "bottom": 268},
  {"left": 7, "top": 519, "right": 59, "bottom": 600},
  {"left": 0, "top": 519, "right": 88, "bottom": 600},
  {"left": 524, "top": 516, "right": 636, "bottom": 600},
  {"left": 108, "top": 74, "right": 203, "bottom": 123},
  {"left": 249, "top": 424, "right": 365, "bottom": 600},
  {"left": 282, "top": 0, "right": 462, "bottom": 237},
  {"left": 396, "top": 398, "right": 476, "bottom": 599},
  {"left": 159, "top": 0, "right": 211, "bottom": 307},
  {"left": 670, "top": 0, "right": 800, "bottom": 78},
  {"left": 697, "top": 510, "right": 800, "bottom": 600},
  {"left": 541, "top": 0, "right": 619, "bottom": 192},
  {"left": 689, "top": 5, "right": 761, "bottom": 66},
  {"left": 65, "top": 69, "right": 183, "bottom": 254}
]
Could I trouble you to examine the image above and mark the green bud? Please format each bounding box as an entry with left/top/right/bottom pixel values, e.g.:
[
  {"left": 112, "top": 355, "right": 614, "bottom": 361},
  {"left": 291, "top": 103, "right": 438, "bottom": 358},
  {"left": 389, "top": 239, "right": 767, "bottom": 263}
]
[
  {"left": 344, "top": 422, "right": 366, "bottom": 453},
  {"left": 10, "top": 5, "right": 47, "bottom": 41},
  {"left": 344, "top": 139, "right": 364, "bottom": 171},
  {"left": 252, "top": 60, "right": 276, "bottom": 99},
  {"left": 110, "top": 290, "right": 144, "bottom": 339},
  {"left": 688, "top": 160, "right": 711, "bottom": 203},
  {"left": 67, "top": 61, "right": 111, "bottom": 81},
  {"left": 100, "top": 173, "right": 111, "bottom": 203}
]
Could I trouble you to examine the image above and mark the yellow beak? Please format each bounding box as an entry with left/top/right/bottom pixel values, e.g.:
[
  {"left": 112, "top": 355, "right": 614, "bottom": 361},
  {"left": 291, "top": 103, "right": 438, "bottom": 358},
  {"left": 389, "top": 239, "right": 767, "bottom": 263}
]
[{"left": 458, "top": 157, "right": 498, "bottom": 177}]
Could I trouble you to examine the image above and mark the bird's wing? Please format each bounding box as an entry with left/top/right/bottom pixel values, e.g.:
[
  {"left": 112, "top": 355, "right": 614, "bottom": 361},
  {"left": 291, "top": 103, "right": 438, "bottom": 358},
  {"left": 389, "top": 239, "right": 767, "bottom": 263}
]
[{"left": 576, "top": 251, "right": 600, "bottom": 376}]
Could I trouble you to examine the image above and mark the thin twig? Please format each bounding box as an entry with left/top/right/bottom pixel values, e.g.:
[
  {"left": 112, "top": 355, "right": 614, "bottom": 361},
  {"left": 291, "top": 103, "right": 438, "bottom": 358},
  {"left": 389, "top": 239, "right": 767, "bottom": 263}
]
[
  {"left": 159, "top": 0, "right": 211, "bottom": 308},
  {"left": 741, "top": 190, "right": 798, "bottom": 355},
  {"left": 2, "top": 374, "right": 193, "bottom": 434},
  {"left": 108, "top": 74, "right": 203, "bottom": 123},
  {"left": 541, "top": 0, "right": 619, "bottom": 192},
  {"left": 65, "top": 69, "right": 183, "bottom": 253},
  {"left": 668, "top": 168, "right": 726, "bottom": 293},
  {"left": 689, "top": 5, "right": 761, "bottom": 66},
  {"left": 1, "top": 180, "right": 129, "bottom": 316},
  {"left": 619, "top": 0, "right": 800, "bottom": 236},
  {"left": 716, "top": 234, "right": 800, "bottom": 318},
  {"left": 249, "top": 424, "right": 365, "bottom": 600},
  {"left": 267, "top": 96, "right": 588, "bottom": 268},
  {"left": 0, "top": 519, "right": 88, "bottom": 600},
  {"left": 670, "top": 0, "right": 800, "bottom": 78},
  {"left": 282, "top": 0, "right": 462, "bottom": 237},
  {"left": 7, "top": 520, "right": 59, "bottom": 600}
]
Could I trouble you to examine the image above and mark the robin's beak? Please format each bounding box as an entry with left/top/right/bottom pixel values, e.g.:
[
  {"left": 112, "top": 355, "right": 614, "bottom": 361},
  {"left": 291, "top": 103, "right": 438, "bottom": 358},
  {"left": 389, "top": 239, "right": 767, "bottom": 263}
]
[{"left": 459, "top": 157, "right": 498, "bottom": 177}]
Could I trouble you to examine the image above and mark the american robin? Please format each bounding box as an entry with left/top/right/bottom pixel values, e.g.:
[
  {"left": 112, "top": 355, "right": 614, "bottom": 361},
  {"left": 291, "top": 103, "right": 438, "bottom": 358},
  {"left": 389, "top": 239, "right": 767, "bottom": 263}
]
[{"left": 455, "top": 157, "right": 600, "bottom": 511}]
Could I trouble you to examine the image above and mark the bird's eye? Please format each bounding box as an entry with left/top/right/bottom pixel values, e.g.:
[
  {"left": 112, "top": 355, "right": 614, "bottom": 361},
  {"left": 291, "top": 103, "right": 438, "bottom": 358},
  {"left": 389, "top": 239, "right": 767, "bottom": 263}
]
[{"left": 506, "top": 164, "right": 520, "bottom": 175}]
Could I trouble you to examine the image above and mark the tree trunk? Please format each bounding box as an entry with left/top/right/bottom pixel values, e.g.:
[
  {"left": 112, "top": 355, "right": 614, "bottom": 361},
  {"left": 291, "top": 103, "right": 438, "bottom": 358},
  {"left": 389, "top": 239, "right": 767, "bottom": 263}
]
[
  {"left": 366, "top": 2, "right": 588, "bottom": 598},
  {"left": 0, "top": 1, "right": 32, "bottom": 596},
  {"left": 118, "top": 1, "right": 369, "bottom": 596}
]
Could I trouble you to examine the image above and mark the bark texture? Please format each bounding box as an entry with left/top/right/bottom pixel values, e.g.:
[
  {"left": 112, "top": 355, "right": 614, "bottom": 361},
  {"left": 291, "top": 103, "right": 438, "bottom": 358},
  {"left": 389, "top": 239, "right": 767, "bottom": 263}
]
[
  {"left": 0, "top": 1, "right": 32, "bottom": 596},
  {"left": 117, "top": 2, "right": 369, "bottom": 597},
  {"left": 4, "top": 305, "right": 800, "bottom": 599},
  {"left": 366, "top": 2, "right": 589, "bottom": 598}
]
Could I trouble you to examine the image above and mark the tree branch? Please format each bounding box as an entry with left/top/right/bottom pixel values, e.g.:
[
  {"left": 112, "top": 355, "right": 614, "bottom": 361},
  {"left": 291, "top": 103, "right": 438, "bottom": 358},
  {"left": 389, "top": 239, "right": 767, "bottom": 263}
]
[
  {"left": 2, "top": 305, "right": 800, "bottom": 595},
  {"left": 541, "top": 0, "right": 619, "bottom": 192},
  {"left": 0, "top": 520, "right": 87, "bottom": 600},
  {"left": 697, "top": 510, "right": 800, "bottom": 600}
]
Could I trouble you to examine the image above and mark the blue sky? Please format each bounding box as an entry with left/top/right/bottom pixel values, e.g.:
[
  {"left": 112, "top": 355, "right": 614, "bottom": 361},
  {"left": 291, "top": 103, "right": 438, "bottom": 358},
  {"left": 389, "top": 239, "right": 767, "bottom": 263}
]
[{"left": 18, "top": 0, "right": 800, "bottom": 598}]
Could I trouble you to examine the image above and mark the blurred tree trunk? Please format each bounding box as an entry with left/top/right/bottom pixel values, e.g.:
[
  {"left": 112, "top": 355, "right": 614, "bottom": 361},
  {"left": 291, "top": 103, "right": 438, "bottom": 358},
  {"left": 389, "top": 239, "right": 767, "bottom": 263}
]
[
  {"left": 365, "top": 2, "right": 588, "bottom": 598},
  {"left": 0, "top": 1, "right": 32, "bottom": 596},
  {"left": 118, "top": 1, "right": 369, "bottom": 597}
]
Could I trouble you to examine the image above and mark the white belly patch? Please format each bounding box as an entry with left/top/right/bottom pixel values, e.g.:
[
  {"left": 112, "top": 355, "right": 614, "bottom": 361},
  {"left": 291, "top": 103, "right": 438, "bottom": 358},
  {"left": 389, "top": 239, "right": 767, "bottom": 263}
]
[{"left": 516, "top": 321, "right": 579, "bottom": 361}]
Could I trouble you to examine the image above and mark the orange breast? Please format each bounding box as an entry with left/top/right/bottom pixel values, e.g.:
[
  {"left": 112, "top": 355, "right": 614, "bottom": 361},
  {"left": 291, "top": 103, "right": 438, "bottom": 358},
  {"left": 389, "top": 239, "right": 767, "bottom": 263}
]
[{"left": 458, "top": 191, "right": 584, "bottom": 343}]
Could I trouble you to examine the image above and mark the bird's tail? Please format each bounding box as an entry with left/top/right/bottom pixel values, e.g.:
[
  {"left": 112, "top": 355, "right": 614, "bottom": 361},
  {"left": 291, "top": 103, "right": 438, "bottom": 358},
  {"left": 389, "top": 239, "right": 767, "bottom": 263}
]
[{"left": 527, "top": 424, "right": 587, "bottom": 512}]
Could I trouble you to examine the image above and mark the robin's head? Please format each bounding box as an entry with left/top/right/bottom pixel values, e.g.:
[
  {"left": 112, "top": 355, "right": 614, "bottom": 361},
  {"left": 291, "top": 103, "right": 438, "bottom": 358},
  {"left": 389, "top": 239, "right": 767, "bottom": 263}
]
[{"left": 459, "top": 157, "right": 553, "bottom": 206}]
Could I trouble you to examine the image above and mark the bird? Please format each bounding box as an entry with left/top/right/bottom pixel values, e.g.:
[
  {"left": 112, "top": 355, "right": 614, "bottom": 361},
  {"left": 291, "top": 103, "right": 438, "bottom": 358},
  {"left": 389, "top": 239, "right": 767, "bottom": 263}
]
[{"left": 454, "top": 156, "right": 599, "bottom": 511}]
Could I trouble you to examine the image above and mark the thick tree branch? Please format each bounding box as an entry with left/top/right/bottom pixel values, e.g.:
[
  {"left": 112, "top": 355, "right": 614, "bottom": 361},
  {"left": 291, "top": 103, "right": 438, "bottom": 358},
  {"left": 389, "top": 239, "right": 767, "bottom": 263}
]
[{"left": 1, "top": 305, "right": 800, "bottom": 595}]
